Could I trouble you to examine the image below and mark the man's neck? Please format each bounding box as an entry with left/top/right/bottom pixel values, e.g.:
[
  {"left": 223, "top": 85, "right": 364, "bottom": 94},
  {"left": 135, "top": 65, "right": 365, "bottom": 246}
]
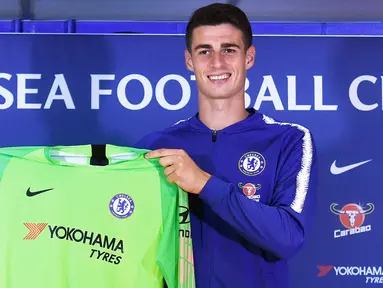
[{"left": 198, "top": 96, "right": 249, "bottom": 131}]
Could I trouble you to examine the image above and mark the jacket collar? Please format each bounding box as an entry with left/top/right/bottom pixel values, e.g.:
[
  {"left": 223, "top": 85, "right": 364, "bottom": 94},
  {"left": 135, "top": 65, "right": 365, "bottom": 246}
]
[{"left": 187, "top": 108, "right": 262, "bottom": 134}]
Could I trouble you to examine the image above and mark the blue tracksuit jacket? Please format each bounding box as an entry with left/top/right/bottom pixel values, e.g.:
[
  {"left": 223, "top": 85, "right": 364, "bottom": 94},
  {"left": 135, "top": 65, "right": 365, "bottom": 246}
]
[{"left": 135, "top": 108, "right": 317, "bottom": 288}]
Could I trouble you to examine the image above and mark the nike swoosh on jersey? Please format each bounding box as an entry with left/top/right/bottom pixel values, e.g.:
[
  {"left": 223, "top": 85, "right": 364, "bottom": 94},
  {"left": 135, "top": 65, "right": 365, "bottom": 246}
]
[
  {"left": 330, "top": 159, "right": 372, "bottom": 175},
  {"left": 26, "top": 188, "right": 54, "bottom": 197}
]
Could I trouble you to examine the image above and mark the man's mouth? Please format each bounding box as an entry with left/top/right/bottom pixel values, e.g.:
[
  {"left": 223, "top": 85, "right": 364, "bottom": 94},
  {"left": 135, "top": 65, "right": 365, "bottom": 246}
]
[{"left": 208, "top": 73, "right": 231, "bottom": 82}]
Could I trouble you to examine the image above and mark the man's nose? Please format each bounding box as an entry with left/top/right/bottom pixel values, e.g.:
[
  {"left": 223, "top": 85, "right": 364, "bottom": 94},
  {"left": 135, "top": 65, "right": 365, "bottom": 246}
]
[{"left": 210, "top": 52, "right": 225, "bottom": 68}]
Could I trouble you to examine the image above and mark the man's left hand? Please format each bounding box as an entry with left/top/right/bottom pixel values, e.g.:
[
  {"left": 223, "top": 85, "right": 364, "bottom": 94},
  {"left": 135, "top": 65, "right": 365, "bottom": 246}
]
[{"left": 145, "top": 148, "right": 211, "bottom": 194}]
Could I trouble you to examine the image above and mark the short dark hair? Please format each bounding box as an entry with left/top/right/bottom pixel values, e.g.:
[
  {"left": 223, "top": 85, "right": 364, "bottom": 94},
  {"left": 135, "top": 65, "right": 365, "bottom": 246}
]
[{"left": 185, "top": 3, "right": 253, "bottom": 53}]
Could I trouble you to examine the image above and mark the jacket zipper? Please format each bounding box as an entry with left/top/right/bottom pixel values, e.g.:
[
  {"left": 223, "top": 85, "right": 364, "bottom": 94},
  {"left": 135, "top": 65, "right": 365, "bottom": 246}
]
[
  {"left": 212, "top": 130, "right": 218, "bottom": 142},
  {"left": 209, "top": 129, "right": 218, "bottom": 286}
]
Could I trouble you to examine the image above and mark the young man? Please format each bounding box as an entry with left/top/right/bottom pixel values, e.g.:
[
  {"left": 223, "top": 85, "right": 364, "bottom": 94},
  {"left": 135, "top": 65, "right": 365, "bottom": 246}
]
[{"left": 135, "top": 3, "right": 317, "bottom": 287}]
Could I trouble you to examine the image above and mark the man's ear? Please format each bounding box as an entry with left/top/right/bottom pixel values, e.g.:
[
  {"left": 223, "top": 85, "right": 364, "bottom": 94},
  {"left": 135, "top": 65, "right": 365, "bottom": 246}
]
[
  {"left": 245, "top": 45, "right": 256, "bottom": 70},
  {"left": 185, "top": 49, "right": 194, "bottom": 72}
]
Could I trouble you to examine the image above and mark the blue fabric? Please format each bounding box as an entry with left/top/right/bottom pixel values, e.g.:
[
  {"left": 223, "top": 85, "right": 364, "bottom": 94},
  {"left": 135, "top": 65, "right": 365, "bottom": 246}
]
[{"left": 135, "top": 108, "right": 318, "bottom": 288}]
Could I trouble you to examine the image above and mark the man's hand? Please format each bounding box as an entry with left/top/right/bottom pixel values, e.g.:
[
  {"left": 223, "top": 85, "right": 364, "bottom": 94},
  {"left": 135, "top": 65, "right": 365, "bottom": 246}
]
[{"left": 145, "top": 148, "right": 211, "bottom": 194}]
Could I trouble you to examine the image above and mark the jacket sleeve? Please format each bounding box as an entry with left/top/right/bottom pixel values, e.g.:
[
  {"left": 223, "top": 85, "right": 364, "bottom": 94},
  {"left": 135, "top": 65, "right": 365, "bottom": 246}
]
[
  {"left": 134, "top": 132, "right": 161, "bottom": 150},
  {"left": 198, "top": 130, "right": 317, "bottom": 260}
]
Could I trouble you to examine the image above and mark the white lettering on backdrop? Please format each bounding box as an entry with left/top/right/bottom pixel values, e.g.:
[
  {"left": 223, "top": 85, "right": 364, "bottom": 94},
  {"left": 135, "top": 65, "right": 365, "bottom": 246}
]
[{"left": 0, "top": 73, "right": 381, "bottom": 111}]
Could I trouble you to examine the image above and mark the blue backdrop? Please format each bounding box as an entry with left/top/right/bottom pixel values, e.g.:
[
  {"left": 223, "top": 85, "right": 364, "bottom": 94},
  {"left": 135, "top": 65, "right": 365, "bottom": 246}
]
[{"left": 0, "top": 33, "right": 382, "bottom": 287}]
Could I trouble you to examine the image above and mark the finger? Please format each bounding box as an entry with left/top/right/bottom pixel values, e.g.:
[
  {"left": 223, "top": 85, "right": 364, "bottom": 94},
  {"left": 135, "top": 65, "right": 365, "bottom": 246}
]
[
  {"left": 145, "top": 148, "right": 183, "bottom": 159},
  {"left": 159, "top": 155, "right": 180, "bottom": 167},
  {"left": 145, "top": 149, "right": 175, "bottom": 159},
  {"left": 167, "top": 173, "right": 178, "bottom": 184},
  {"left": 164, "top": 165, "right": 177, "bottom": 176}
]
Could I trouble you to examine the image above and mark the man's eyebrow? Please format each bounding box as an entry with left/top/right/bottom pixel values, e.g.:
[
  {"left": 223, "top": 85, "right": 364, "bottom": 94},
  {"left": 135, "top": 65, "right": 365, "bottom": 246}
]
[
  {"left": 194, "top": 44, "right": 212, "bottom": 51},
  {"left": 194, "top": 43, "right": 241, "bottom": 51},
  {"left": 221, "top": 43, "right": 240, "bottom": 49}
]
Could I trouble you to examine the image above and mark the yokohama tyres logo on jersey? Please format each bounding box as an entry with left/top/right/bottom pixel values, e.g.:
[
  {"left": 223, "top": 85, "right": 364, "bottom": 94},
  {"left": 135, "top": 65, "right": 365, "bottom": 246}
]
[
  {"left": 24, "top": 223, "right": 48, "bottom": 240},
  {"left": 23, "top": 222, "right": 124, "bottom": 265}
]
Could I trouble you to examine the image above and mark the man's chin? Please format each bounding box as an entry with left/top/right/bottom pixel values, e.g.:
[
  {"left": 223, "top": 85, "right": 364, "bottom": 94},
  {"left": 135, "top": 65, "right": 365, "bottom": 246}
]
[
  {"left": 199, "top": 82, "right": 239, "bottom": 99},
  {"left": 205, "top": 91, "right": 233, "bottom": 99}
]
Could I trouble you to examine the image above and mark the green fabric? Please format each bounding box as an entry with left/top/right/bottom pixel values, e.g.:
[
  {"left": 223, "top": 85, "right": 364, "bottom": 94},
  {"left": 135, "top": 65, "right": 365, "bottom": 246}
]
[
  {"left": 0, "top": 146, "right": 40, "bottom": 181},
  {"left": 0, "top": 145, "right": 195, "bottom": 288}
]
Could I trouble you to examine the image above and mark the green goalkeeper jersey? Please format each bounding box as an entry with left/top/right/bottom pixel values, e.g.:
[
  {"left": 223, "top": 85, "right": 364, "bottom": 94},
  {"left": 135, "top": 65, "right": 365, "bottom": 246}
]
[{"left": 0, "top": 145, "right": 195, "bottom": 288}]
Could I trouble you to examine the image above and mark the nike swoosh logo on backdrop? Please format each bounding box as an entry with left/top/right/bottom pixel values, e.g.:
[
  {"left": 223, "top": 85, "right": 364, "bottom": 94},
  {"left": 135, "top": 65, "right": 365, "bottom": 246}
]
[
  {"left": 330, "top": 159, "right": 372, "bottom": 175},
  {"left": 26, "top": 188, "right": 54, "bottom": 197}
]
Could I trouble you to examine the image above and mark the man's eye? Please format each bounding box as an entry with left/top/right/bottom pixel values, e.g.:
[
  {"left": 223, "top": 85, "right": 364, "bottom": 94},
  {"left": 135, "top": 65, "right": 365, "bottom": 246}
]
[
  {"left": 199, "top": 50, "right": 210, "bottom": 55},
  {"left": 224, "top": 49, "right": 235, "bottom": 53}
]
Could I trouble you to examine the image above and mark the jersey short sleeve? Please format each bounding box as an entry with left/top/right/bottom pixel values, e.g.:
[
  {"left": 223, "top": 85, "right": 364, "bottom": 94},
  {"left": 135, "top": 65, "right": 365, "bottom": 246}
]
[{"left": 0, "top": 146, "right": 40, "bottom": 181}]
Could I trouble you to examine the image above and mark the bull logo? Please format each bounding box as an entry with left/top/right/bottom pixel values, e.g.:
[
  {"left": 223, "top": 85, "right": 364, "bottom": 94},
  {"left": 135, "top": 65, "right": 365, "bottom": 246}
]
[
  {"left": 330, "top": 203, "right": 374, "bottom": 229},
  {"left": 238, "top": 182, "right": 261, "bottom": 197}
]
